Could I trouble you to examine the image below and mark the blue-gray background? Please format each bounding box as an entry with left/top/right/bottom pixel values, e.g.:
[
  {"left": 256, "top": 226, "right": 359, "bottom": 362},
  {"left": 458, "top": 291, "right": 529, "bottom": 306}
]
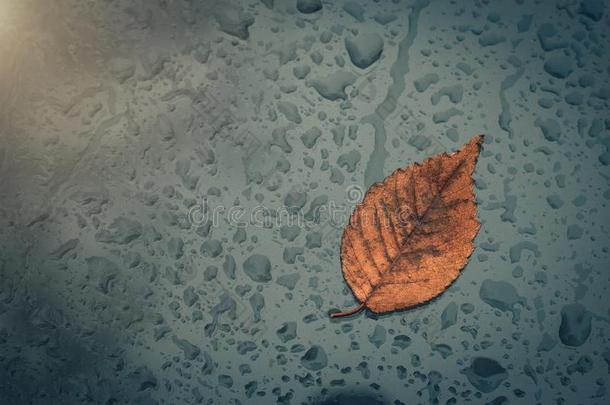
[{"left": 0, "top": 0, "right": 609, "bottom": 404}]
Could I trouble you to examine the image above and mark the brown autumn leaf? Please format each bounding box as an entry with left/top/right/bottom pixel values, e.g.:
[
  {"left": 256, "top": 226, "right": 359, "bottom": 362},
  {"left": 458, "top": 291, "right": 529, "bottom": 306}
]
[{"left": 330, "top": 135, "right": 484, "bottom": 318}]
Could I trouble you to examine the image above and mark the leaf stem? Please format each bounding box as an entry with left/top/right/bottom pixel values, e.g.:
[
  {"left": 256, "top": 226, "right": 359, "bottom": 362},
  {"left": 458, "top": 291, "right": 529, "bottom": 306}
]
[{"left": 330, "top": 303, "right": 365, "bottom": 318}]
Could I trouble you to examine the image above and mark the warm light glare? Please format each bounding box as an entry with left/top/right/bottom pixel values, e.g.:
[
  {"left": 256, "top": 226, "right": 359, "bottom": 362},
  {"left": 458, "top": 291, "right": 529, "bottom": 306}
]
[
  {"left": 0, "top": 1, "right": 13, "bottom": 35},
  {"left": 0, "top": 1, "right": 24, "bottom": 32},
  {"left": 0, "top": 0, "right": 10, "bottom": 25}
]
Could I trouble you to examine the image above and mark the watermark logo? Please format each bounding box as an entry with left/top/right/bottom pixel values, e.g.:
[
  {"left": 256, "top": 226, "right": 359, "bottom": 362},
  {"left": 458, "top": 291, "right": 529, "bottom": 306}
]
[{"left": 345, "top": 184, "right": 364, "bottom": 204}]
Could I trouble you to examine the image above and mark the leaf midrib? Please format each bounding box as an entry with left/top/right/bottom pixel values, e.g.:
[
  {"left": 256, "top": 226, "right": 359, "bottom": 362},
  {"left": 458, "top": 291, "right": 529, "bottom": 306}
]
[{"left": 363, "top": 155, "right": 469, "bottom": 302}]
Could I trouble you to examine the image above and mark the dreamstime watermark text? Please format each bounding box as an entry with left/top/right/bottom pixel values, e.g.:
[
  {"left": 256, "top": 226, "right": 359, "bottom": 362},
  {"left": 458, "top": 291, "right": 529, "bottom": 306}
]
[{"left": 187, "top": 183, "right": 439, "bottom": 231}]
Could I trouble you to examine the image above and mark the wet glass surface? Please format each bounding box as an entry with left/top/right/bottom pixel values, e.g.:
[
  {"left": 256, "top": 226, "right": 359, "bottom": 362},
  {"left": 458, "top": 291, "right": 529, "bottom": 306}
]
[{"left": 0, "top": 0, "right": 609, "bottom": 403}]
